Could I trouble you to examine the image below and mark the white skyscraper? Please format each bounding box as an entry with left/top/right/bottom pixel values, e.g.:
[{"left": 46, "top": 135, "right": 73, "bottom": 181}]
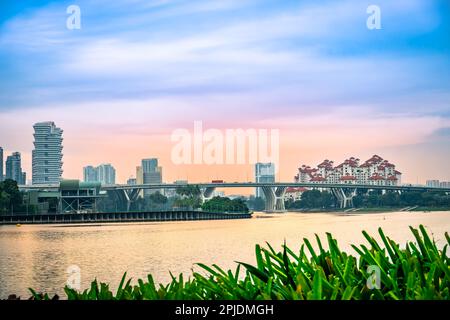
[{"left": 32, "top": 122, "right": 63, "bottom": 185}]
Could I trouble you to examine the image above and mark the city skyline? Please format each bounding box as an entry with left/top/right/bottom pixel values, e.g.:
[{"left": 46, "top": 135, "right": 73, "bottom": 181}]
[
  {"left": 0, "top": 0, "right": 449, "bottom": 186},
  {"left": 1, "top": 128, "right": 450, "bottom": 188}
]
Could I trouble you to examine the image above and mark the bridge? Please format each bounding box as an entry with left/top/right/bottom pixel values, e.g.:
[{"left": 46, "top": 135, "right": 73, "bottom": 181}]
[{"left": 19, "top": 182, "right": 450, "bottom": 213}]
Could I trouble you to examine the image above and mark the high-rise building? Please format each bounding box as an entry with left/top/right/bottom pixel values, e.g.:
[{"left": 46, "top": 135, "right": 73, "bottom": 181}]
[
  {"left": 83, "top": 164, "right": 116, "bottom": 185},
  {"left": 142, "top": 158, "right": 162, "bottom": 196},
  {"left": 5, "top": 152, "right": 25, "bottom": 184},
  {"left": 97, "top": 164, "right": 116, "bottom": 185},
  {"left": 255, "top": 162, "right": 275, "bottom": 198},
  {"left": 83, "top": 166, "right": 97, "bottom": 182},
  {"left": 32, "top": 121, "right": 63, "bottom": 185},
  {"left": 0, "top": 146, "right": 3, "bottom": 182},
  {"left": 142, "top": 158, "right": 158, "bottom": 173}
]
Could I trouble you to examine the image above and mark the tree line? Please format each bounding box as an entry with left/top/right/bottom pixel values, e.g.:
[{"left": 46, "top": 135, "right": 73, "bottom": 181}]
[{"left": 284, "top": 189, "right": 450, "bottom": 210}]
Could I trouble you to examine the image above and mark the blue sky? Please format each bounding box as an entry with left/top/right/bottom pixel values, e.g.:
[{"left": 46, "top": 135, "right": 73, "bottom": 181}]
[
  {"left": 0, "top": 0, "right": 449, "bottom": 183},
  {"left": 1, "top": 0, "right": 449, "bottom": 109}
]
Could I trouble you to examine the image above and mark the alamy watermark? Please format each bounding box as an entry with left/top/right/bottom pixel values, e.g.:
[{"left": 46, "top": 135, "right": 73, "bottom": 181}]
[
  {"left": 366, "top": 265, "right": 381, "bottom": 290},
  {"left": 66, "top": 265, "right": 81, "bottom": 290},
  {"left": 66, "top": 5, "right": 81, "bottom": 30},
  {"left": 171, "top": 121, "right": 280, "bottom": 171},
  {"left": 367, "top": 5, "right": 381, "bottom": 30}
]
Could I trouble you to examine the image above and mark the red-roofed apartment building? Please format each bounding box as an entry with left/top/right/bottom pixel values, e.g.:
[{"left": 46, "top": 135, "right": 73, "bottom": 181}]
[{"left": 295, "top": 155, "right": 402, "bottom": 186}]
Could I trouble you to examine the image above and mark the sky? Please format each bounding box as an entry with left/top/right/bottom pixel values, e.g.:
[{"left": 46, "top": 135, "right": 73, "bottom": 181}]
[{"left": 0, "top": 0, "right": 449, "bottom": 188}]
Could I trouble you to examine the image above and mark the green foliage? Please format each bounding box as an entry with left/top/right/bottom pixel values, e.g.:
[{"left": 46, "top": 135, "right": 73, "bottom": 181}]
[
  {"left": 286, "top": 190, "right": 335, "bottom": 209},
  {"left": 202, "top": 196, "right": 249, "bottom": 213},
  {"left": 353, "top": 190, "right": 450, "bottom": 208},
  {"left": 246, "top": 196, "right": 265, "bottom": 211},
  {"left": 148, "top": 191, "right": 168, "bottom": 205},
  {"left": 173, "top": 185, "right": 202, "bottom": 209},
  {"left": 0, "top": 179, "right": 27, "bottom": 214},
  {"left": 286, "top": 189, "right": 450, "bottom": 210},
  {"left": 176, "top": 185, "right": 201, "bottom": 197},
  {"left": 29, "top": 225, "right": 449, "bottom": 300}
]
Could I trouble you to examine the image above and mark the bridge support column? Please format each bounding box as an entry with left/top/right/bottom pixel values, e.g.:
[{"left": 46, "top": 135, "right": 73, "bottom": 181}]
[
  {"left": 125, "top": 188, "right": 142, "bottom": 211},
  {"left": 262, "top": 186, "right": 287, "bottom": 213},
  {"left": 109, "top": 188, "right": 142, "bottom": 212},
  {"left": 275, "top": 186, "right": 287, "bottom": 212},
  {"left": 332, "top": 188, "right": 357, "bottom": 209}
]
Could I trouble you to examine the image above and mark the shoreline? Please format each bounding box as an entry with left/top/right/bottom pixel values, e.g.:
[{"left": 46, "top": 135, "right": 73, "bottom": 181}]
[
  {"left": 1, "top": 208, "right": 448, "bottom": 226},
  {"left": 0, "top": 210, "right": 252, "bottom": 226},
  {"left": 282, "top": 207, "right": 450, "bottom": 214}
]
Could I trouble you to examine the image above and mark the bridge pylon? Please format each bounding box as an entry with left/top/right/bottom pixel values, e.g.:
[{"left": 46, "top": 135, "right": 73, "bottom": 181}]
[
  {"left": 331, "top": 188, "right": 357, "bottom": 209},
  {"left": 262, "top": 186, "right": 287, "bottom": 213}
]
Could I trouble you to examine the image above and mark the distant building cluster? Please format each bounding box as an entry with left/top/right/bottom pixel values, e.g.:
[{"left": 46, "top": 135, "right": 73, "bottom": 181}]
[
  {"left": 3, "top": 121, "right": 450, "bottom": 194},
  {"left": 295, "top": 155, "right": 402, "bottom": 186},
  {"left": 0, "top": 147, "right": 26, "bottom": 185},
  {"left": 83, "top": 164, "right": 116, "bottom": 185},
  {"left": 426, "top": 180, "right": 450, "bottom": 188},
  {"left": 6, "top": 152, "right": 26, "bottom": 185}
]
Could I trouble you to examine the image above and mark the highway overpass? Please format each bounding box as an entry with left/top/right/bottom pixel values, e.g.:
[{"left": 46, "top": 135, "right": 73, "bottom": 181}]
[{"left": 19, "top": 182, "right": 450, "bottom": 212}]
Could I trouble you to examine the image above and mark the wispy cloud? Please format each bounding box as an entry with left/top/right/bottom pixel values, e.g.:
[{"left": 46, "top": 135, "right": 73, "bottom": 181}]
[{"left": 0, "top": 0, "right": 449, "bottom": 182}]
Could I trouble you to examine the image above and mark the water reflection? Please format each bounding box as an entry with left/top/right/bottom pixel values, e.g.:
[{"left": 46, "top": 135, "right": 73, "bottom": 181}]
[{"left": 0, "top": 211, "right": 449, "bottom": 298}]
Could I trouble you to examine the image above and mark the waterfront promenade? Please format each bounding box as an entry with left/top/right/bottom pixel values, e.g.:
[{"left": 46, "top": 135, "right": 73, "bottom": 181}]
[{"left": 0, "top": 210, "right": 252, "bottom": 225}]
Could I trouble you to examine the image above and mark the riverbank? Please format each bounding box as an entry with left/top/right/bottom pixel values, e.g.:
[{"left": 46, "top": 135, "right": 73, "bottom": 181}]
[{"left": 286, "top": 207, "right": 450, "bottom": 214}]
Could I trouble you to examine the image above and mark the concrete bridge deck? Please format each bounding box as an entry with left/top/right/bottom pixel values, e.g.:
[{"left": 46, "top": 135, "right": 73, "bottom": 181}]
[{"left": 19, "top": 182, "right": 450, "bottom": 212}]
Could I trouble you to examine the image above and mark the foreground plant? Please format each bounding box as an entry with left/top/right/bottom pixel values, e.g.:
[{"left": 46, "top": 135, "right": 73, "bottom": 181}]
[{"left": 28, "top": 225, "right": 449, "bottom": 300}]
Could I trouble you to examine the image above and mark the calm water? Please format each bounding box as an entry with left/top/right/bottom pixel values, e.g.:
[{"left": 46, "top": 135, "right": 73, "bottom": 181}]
[{"left": 0, "top": 211, "right": 449, "bottom": 298}]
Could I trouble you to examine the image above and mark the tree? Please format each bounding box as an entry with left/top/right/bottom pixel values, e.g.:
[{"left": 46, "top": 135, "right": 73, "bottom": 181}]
[
  {"left": 176, "top": 185, "right": 201, "bottom": 197},
  {"left": 284, "top": 190, "right": 335, "bottom": 210},
  {"left": 174, "top": 185, "right": 202, "bottom": 209},
  {"left": 148, "top": 192, "right": 168, "bottom": 205},
  {"left": 380, "top": 191, "right": 400, "bottom": 207},
  {"left": 246, "top": 196, "right": 265, "bottom": 211},
  {"left": 202, "top": 196, "right": 249, "bottom": 213},
  {"left": 0, "top": 179, "right": 24, "bottom": 214}
]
